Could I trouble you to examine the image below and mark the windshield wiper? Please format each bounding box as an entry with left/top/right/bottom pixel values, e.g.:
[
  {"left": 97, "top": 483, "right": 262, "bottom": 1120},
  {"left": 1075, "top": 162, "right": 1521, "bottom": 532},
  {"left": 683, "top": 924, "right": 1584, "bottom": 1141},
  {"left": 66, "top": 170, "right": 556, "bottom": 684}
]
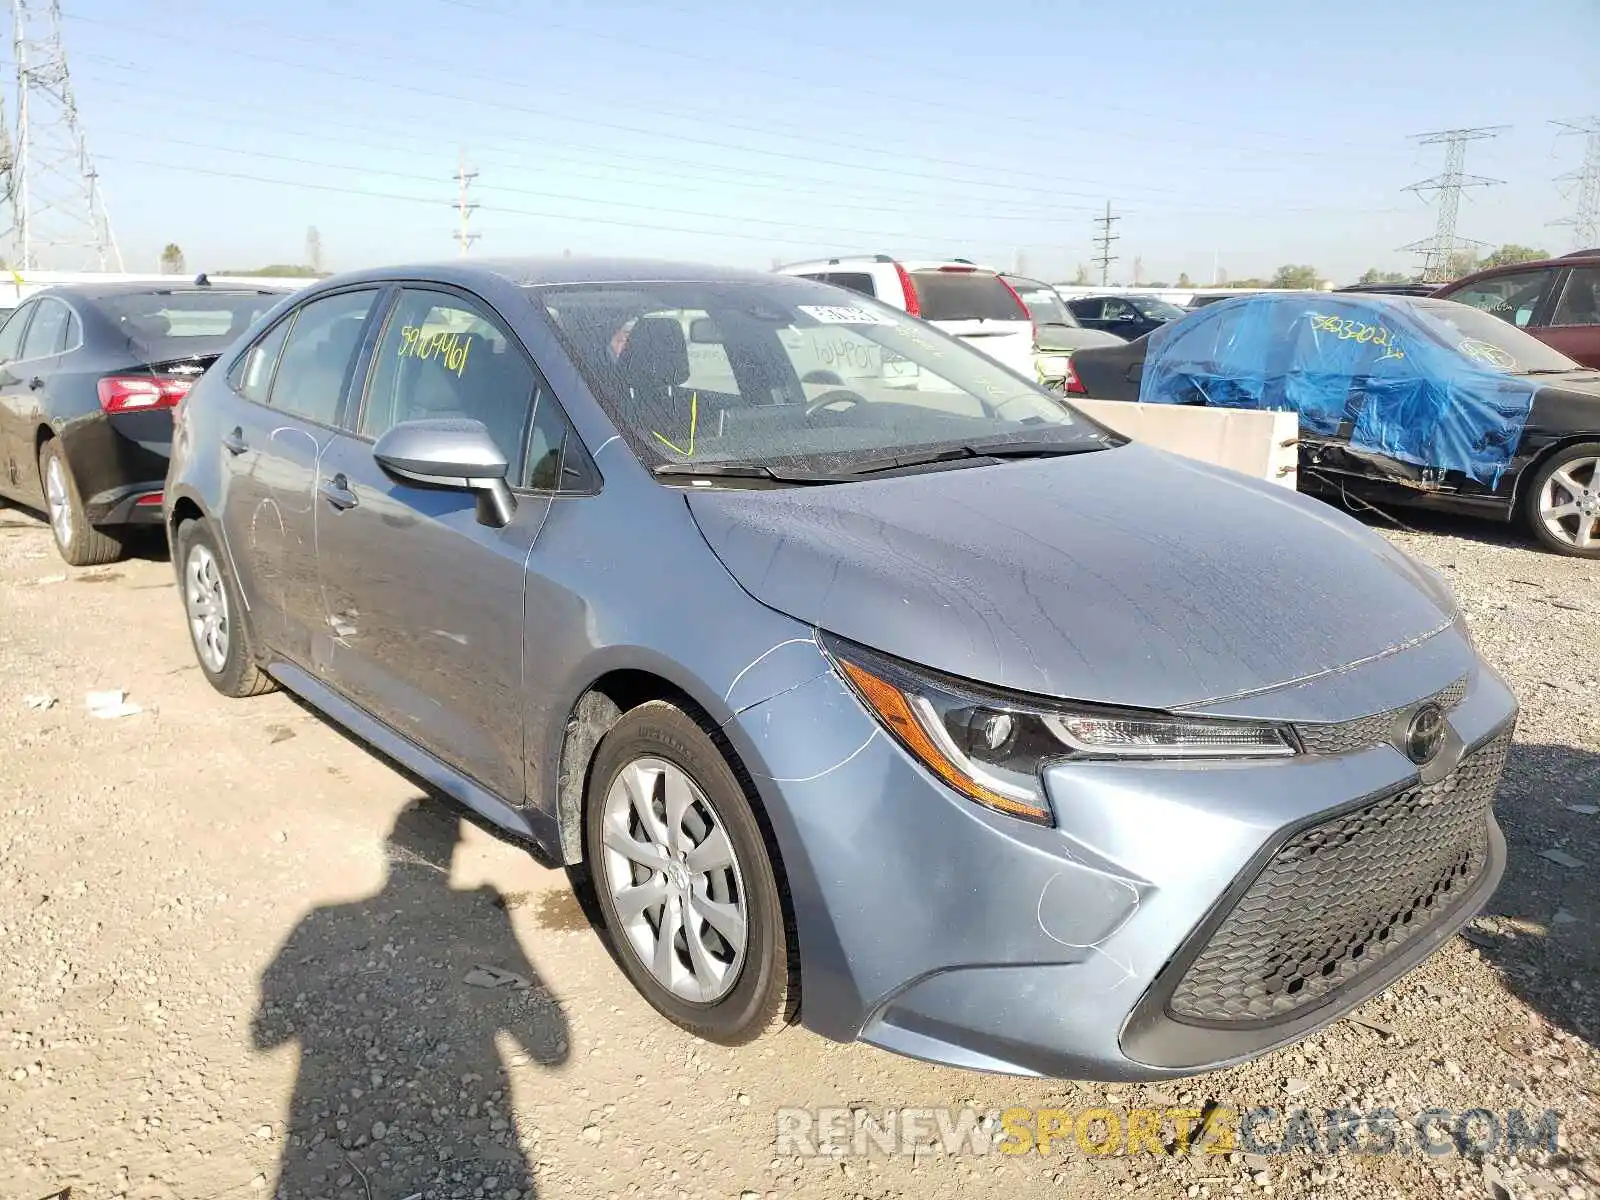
[
  {"left": 651, "top": 462, "right": 841, "bottom": 485},
  {"left": 844, "top": 439, "right": 1105, "bottom": 477}
]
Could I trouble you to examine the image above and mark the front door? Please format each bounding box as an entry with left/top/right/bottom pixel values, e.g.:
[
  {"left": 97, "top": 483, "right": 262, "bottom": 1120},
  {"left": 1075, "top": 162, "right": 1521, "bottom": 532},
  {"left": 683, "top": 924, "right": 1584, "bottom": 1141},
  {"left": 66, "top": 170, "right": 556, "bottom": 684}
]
[
  {"left": 214, "top": 287, "right": 381, "bottom": 665},
  {"left": 315, "top": 286, "right": 551, "bottom": 804}
]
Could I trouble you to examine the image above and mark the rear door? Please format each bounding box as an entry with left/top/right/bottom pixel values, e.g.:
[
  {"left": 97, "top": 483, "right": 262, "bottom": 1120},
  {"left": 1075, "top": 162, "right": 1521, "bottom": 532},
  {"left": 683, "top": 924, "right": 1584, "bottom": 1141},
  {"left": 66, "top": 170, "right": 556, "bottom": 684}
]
[
  {"left": 0, "top": 301, "right": 37, "bottom": 496},
  {"left": 315, "top": 285, "right": 553, "bottom": 802},
  {"left": 906, "top": 268, "right": 1035, "bottom": 374},
  {"left": 1541, "top": 266, "right": 1600, "bottom": 368},
  {"left": 214, "top": 287, "right": 382, "bottom": 665}
]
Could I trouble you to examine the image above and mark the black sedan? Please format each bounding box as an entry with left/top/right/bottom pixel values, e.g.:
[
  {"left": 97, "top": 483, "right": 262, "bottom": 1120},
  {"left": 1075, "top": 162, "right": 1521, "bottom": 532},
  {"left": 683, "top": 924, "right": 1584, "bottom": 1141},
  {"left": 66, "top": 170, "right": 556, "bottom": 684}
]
[
  {"left": 1064, "top": 292, "right": 1188, "bottom": 340},
  {"left": 1071, "top": 291, "right": 1600, "bottom": 556},
  {"left": 0, "top": 281, "right": 287, "bottom": 564}
]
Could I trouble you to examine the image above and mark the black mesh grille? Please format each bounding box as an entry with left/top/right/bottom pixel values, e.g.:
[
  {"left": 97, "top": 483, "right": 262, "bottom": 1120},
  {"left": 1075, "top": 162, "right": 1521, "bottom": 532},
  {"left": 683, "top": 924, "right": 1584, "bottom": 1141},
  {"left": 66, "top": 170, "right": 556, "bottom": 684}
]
[
  {"left": 1294, "top": 676, "right": 1470, "bottom": 757},
  {"left": 1168, "top": 729, "right": 1510, "bottom": 1025}
]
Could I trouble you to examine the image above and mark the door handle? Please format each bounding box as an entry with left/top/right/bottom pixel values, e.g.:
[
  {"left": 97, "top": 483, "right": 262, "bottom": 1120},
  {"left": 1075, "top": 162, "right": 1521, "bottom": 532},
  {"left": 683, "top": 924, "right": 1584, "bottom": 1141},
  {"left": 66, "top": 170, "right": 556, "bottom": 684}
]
[
  {"left": 222, "top": 427, "right": 248, "bottom": 456},
  {"left": 320, "top": 473, "right": 359, "bottom": 511},
  {"left": 27, "top": 376, "right": 43, "bottom": 391}
]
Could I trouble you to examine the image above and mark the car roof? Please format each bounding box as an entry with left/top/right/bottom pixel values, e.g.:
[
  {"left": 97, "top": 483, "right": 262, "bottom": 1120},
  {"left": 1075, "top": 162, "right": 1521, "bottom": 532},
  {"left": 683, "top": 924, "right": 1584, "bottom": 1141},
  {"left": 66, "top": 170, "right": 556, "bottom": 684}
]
[
  {"left": 316, "top": 256, "right": 814, "bottom": 290},
  {"left": 30, "top": 281, "right": 291, "bottom": 301},
  {"left": 1443, "top": 252, "right": 1600, "bottom": 287},
  {"left": 773, "top": 255, "right": 1002, "bottom": 274}
]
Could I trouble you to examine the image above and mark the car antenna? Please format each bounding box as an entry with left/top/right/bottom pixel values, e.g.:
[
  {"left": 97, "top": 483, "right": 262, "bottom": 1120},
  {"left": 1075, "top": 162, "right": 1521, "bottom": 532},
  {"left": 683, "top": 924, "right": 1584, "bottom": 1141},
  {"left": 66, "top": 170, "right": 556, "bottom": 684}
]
[{"left": 193, "top": 272, "right": 210, "bottom": 287}]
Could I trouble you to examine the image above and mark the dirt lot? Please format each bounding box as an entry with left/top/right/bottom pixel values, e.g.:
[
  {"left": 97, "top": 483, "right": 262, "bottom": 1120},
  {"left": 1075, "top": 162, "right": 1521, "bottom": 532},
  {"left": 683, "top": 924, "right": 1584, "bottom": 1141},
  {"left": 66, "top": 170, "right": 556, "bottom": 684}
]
[{"left": 0, "top": 502, "right": 1596, "bottom": 1200}]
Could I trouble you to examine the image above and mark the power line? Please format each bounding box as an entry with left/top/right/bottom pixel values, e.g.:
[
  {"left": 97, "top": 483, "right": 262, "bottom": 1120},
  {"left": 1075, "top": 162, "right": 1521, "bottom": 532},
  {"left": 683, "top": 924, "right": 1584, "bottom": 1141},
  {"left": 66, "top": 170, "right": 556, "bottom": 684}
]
[
  {"left": 8, "top": 0, "right": 119, "bottom": 269},
  {"left": 454, "top": 146, "right": 479, "bottom": 256},
  {"left": 1092, "top": 203, "right": 1120, "bottom": 286},
  {"left": 1399, "top": 125, "right": 1507, "bottom": 283},
  {"left": 1550, "top": 117, "right": 1600, "bottom": 251},
  {"left": 60, "top": 10, "right": 1403, "bottom": 208}
]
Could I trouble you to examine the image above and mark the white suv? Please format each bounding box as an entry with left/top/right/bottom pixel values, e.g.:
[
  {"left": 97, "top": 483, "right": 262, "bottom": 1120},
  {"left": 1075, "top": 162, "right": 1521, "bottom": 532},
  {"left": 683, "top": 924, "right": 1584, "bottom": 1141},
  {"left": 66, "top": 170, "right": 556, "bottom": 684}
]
[{"left": 772, "top": 255, "right": 1036, "bottom": 377}]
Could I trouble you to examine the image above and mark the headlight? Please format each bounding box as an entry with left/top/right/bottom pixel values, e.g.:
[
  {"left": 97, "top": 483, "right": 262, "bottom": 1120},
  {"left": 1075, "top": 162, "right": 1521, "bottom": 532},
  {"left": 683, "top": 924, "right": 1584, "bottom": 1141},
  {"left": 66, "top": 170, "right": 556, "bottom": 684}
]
[{"left": 822, "top": 634, "right": 1297, "bottom": 827}]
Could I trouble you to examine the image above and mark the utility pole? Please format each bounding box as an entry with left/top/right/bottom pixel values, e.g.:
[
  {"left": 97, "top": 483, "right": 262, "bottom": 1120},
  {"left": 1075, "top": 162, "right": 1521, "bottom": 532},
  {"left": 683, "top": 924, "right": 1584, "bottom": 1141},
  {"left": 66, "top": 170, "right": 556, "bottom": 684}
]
[
  {"left": 454, "top": 147, "right": 479, "bottom": 257},
  {"left": 1092, "top": 202, "right": 1120, "bottom": 286},
  {"left": 1399, "top": 126, "right": 1506, "bottom": 283},
  {"left": 305, "top": 224, "right": 322, "bottom": 274},
  {"left": 1550, "top": 117, "right": 1600, "bottom": 251},
  {"left": 1131, "top": 255, "right": 1144, "bottom": 286},
  {"left": 7, "top": 0, "right": 121, "bottom": 270}
]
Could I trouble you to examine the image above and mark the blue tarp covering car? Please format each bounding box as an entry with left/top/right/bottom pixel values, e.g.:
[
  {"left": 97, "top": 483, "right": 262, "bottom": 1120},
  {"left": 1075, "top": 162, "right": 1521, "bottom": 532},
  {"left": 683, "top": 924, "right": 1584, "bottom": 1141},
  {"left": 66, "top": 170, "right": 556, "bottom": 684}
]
[{"left": 1136, "top": 292, "right": 1544, "bottom": 485}]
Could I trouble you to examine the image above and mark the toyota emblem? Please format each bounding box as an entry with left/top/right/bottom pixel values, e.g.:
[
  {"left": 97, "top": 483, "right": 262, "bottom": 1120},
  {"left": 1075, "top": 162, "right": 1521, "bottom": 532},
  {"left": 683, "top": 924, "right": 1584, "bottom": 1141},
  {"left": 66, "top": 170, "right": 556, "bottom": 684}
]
[{"left": 1404, "top": 703, "right": 1447, "bottom": 765}]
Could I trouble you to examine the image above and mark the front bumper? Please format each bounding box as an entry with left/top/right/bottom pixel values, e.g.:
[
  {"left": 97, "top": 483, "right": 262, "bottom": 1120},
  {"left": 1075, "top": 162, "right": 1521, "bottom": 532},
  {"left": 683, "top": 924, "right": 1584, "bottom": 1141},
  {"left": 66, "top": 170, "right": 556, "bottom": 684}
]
[{"left": 728, "top": 640, "right": 1517, "bottom": 1080}]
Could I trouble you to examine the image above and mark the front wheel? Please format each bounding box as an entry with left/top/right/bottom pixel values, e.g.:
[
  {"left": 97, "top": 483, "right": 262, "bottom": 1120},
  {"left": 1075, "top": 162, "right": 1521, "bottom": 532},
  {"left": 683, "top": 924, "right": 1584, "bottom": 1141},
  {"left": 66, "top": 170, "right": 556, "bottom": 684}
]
[
  {"left": 584, "top": 701, "right": 794, "bottom": 1043},
  {"left": 1522, "top": 442, "right": 1600, "bottom": 558},
  {"left": 174, "top": 517, "right": 277, "bottom": 698}
]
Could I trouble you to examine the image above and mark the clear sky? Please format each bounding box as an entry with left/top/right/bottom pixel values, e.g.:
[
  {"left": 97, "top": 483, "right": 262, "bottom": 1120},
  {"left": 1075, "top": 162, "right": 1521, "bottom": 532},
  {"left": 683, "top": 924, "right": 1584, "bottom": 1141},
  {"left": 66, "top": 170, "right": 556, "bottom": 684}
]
[{"left": 32, "top": 0, "right": 1600, "bottom": 284}]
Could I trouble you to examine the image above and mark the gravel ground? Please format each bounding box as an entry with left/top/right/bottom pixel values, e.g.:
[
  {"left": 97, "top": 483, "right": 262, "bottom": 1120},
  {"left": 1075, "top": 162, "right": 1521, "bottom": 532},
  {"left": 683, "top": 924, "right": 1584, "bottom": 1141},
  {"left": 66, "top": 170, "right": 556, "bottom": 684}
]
[{"left": 0, "top": 500, "right": 1595, "bottom": 1200}]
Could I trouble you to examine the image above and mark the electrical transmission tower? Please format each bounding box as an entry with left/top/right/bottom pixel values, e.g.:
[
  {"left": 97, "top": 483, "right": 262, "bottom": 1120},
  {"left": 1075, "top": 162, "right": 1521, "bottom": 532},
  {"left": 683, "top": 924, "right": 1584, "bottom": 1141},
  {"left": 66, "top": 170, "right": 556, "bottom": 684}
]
[
  {"left": 1092, "top": 202, "right": 1120, "bottom": 286},
  {"left": 1550, "top": 117, "right": 1600, "bottom": 251},
  {"left": 454, "top": 147, "right": 479, "bottom": 256},
  {"left": 305, "top": 224, "right": 323, "bottom": 274},
  {"left": 1399, "top": 126, "right": 1506, "bottom": 283},
  {"left": 7, "top": 0, "right": 121, "bottom": 270}
]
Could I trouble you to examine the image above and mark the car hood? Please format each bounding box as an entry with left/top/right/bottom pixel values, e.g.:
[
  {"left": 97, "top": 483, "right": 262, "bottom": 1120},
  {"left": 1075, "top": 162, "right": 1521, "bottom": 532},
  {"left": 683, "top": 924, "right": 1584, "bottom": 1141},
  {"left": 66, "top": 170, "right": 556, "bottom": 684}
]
[
  {"left": 685, "top": 443, "right": 1458, "bottom": 711},
  {"left": 1035, "top": 324, "right": 1126, "bottom": 352}
]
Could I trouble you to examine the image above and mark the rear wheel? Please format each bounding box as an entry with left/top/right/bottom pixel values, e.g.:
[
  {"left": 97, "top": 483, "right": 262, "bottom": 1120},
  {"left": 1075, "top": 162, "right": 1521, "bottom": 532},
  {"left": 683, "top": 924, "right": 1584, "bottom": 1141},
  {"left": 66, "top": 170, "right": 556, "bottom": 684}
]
[
  {"left": 1523, "top": 442, "right": 1600, "bottom": 558},
  {"left": 39, "top": 440, "right": 121, "bottom": 567},
  {"left": 174, "top": 517, "right": 276, "bottom": 698},
  {"left": 584, "top": 701, "right": 793, "bottom": 1043}
]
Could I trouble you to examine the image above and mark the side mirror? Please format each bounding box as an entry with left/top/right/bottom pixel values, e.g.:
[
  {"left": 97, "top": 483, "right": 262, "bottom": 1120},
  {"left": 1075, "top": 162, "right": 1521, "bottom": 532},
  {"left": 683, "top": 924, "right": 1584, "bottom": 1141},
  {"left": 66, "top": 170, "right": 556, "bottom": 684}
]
[
  {"left": 373, "top": 417, "right": 516, "bottom": 527},
  {"left": 688, "top": 316, "right": 722, "bottom": 344}
]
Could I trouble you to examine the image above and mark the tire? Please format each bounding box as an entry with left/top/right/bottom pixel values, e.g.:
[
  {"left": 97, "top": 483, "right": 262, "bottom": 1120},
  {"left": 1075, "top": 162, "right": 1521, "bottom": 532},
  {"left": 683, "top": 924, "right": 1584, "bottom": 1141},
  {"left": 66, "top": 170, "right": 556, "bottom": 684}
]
[
  {"left": 584, "top": 700, "right": 794, "bottom": 1043},
  {"left": 173, "top": 517, "right": 277, "bottom": 698},
  {"left": 1521, "top": 441, "right": 1600, "bottom": 558},
  {"left": 39, "top": 440, "right": 122, "bottom": 567}
]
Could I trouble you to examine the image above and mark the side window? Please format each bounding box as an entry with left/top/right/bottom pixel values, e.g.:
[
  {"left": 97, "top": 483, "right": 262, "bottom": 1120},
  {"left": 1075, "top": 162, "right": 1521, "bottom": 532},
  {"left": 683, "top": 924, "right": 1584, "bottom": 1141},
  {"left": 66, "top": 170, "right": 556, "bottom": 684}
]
[
  {"left": 1550, "top": 268, "right": 1600, "bottom": 327},
  {"left": 523, "top": 388, "right": 597, "bottom": 491},
  {"left": 267, "top": 289, "right": 378, "bottom": 426},
  {"left": 228, "top": 316, "right": 294, "bottom": 404},
  {"left": 1446, "top": 269, "right": 1554, "bottom": 328},
  {"left": 0, "top": 302, "right": 34, "bottom": 363},
  {"left": 359, "top": 288, "right": 534, "bottom": 480},
  {"left": 1102, "top": 299, "right": 1132, "bottom": 321},
  {"left": 20, "top": 299, "right": 70, "bottom": 360}
]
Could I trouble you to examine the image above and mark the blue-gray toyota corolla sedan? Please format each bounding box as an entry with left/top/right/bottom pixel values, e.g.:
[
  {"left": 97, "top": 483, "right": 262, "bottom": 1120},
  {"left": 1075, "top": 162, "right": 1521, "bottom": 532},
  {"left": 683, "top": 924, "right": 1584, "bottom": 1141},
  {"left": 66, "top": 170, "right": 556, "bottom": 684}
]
[{"left": 165, "top": 258, "right": 1518, "bottom": 1080}]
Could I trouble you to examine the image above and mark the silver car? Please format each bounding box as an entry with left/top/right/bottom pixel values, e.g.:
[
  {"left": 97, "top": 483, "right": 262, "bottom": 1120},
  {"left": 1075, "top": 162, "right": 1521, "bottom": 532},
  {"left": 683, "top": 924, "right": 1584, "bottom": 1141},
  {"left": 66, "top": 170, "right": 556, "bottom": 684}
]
[{"left": 165, "top": 259, "right": 1518, "bottom": 1080}]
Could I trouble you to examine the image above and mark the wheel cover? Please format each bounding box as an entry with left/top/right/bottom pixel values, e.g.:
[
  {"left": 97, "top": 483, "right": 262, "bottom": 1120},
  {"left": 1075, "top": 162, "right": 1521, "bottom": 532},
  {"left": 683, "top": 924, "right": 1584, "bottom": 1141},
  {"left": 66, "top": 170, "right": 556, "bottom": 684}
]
[
  {"left": 184, "top": 543, "right": 231, "bottom": 673},
  {"left": 44, "top": 455, "right": 71, "bottom": 547},
  {"left": 1538, "top": 456, "right": 1600, "bottom": 550},
  {"left": 599, "top": 756, "right": 748, "bottom": 1004}
]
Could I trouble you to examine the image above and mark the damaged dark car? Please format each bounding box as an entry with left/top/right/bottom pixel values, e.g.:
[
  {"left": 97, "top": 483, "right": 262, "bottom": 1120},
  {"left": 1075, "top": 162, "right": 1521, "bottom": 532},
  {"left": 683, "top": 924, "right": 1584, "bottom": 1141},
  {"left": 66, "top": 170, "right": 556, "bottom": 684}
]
[{"left": 1071, "top": 292, "right": 1600, "bottom": 556}]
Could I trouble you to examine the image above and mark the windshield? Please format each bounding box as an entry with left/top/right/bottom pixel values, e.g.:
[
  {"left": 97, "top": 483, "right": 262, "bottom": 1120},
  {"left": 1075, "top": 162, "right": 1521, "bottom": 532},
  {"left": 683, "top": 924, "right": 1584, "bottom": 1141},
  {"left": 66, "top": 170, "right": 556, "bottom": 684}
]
[
  {"left": 1129, "top": 296, "right": 1188, "bottom": 321},
  {"left": 93, "top": 290, "right": 284, "bottom": 359},
  {"left": 1006, "top": 279, "right": 1079, "bottom": 327},
  {"left": 908, "top": 270, "right": 1029, "bottom": 322},
  {"left": 535, "top": 279, "right": 1105, "bottom": 476},
  {"left": 1408, "top": 300, "right": 1581, "bottom": 374}
]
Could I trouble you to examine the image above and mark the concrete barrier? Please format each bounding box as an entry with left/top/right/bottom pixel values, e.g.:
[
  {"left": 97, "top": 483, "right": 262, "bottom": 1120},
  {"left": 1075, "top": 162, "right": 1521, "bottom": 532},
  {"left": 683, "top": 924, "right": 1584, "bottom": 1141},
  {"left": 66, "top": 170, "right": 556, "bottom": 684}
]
[{"left": 1071, "top": 399, "right": 1299, "bottom": 489}]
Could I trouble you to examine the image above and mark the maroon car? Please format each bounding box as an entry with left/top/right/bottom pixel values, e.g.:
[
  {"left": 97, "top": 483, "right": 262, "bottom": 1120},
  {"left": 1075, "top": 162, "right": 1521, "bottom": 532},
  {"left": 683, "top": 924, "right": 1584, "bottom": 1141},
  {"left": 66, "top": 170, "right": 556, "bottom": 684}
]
[{"left": 1434, "top": 249, "right": 1600, "bottom": 368}]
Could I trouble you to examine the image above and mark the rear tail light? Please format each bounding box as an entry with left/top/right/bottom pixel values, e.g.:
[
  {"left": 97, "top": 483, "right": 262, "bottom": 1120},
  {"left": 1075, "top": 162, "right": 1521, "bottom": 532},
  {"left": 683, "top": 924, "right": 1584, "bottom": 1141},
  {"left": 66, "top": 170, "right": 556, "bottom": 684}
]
[
  {"left": 892, "top": 261, "right": 922, "bottom": 317},
  {"left": 134, "top": 492, "right": 164, "bottom": 507},
  {"left": 995, "top": 275, "right": 1034, "bottom": 337},
  {"left": 1064, "top": 359, "right": 1087, "bottom": 395},
  {"left": 97, "top": 375, "right": 193, "bottom": 413}
]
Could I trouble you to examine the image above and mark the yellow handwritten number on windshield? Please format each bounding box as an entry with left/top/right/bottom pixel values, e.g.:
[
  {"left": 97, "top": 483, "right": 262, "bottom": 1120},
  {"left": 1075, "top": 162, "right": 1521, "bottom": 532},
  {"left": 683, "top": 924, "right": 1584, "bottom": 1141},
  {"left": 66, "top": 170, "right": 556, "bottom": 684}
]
[{"left": 652, "top": 391, "right": 699, "bottom": 457}]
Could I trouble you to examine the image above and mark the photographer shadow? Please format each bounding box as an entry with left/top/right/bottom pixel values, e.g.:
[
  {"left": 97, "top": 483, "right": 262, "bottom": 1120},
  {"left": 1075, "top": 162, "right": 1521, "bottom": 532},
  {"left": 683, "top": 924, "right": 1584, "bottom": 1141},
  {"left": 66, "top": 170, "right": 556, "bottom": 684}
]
[{"left": 252, "top": 798, "right": 569, "bottom": 1198}]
